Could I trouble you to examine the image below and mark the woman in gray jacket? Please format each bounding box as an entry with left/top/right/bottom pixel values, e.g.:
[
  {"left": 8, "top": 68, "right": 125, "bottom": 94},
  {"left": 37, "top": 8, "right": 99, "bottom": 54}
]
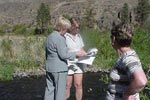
[{"left": 44, "top": 17, "right": 86, "bottom": 100}]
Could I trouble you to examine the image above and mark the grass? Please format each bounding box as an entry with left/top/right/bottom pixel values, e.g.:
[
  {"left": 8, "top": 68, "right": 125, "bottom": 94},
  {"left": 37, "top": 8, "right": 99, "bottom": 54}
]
[
  {"left": 81, "top": 28, "right": 150, "bottom": 70},
  {"left": 0, "top": 28, "right": 150, "bottom": 78},
  {"left": 0, "top": 60, "right": 16, "bottom": 80},
  {"left": 132, "top": 28, "right": 150, "bottom": 70},
  {"left": 81, "top": 29, "right": 116, "bottom": 69},
  {"left": 0, "top": 28, "right": 149, "bottom": 98},
  {"left": 0, "top": 36, "right": 45, "bottom": 80}
]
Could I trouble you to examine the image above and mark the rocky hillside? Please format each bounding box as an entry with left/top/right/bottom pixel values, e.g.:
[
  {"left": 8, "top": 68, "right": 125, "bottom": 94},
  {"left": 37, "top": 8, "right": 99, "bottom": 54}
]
[{"left": 0, "top": 0, "right": 138, "bottom": 28}]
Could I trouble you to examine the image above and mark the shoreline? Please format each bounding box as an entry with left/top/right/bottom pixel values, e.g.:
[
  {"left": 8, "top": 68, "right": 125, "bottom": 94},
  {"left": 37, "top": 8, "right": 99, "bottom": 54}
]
[{"left": 13, "top": 65, "right": 109, "bottom": 78}]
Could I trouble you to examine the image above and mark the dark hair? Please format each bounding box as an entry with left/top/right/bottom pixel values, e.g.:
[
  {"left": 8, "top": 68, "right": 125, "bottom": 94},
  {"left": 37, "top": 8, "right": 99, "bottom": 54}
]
[
  {"left": 68, "top": 17, "right": 80, "bottom": 31},
  {"left": 111, "top": 22, "right": 134, "bottom": 46},
  {"left": 69, "top": 17, "right": 80, "bottom": 25}
]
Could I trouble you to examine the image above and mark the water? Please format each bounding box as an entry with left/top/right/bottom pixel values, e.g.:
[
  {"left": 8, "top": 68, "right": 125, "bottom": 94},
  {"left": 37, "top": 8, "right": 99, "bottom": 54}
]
[{"left": 0, "top": 72, "right": 107, "bottom": 100}]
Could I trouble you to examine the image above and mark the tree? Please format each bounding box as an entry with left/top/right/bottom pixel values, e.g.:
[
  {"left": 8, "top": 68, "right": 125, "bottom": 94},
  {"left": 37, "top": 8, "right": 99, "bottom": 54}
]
[
  {"left": 36, "top": 3, "right": 50, "bottom": 34},
  {"left": 135, "top": 0, "right": 150, "bottom": 25},
  {"left": 120, "top": 3, "right": 130, "bottom": 23},
  {"left": 81, "top": 7, "right": 96, "bottom": 29}
]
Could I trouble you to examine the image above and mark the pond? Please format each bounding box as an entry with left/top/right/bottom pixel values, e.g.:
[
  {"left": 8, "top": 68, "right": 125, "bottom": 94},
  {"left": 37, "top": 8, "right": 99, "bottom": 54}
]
[{"left": 0, "top": 72, "right": 107, "bottom": 100}]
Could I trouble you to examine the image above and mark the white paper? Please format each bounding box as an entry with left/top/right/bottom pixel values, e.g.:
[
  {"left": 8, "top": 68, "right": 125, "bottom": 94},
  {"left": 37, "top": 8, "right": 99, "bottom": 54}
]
[
  {"left": 68, "top": 48, "right": 98, "bottom": 65},
  {"left": 77, "top": 56, "right": 96, "bottom": 65}
]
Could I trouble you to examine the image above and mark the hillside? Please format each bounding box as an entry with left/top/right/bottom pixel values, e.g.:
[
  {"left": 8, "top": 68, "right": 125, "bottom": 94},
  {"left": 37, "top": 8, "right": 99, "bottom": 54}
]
[{"left": 0, "top": 0, "right": 138, "bottom": 28}]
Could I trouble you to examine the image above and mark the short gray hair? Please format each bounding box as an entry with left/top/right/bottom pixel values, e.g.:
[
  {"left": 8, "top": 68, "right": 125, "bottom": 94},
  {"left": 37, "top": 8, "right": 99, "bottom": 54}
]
[{"left": 54, "top": 16, "right": 71, "bottom": 31}]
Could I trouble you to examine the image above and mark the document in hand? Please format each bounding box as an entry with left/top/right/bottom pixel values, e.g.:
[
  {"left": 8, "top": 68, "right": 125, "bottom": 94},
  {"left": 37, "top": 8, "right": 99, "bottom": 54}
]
[
  {"left": 78, "top": 48, "right": 98, "bottom": 65},
  {"left": 68, "top": 48, "right": 98, "bottom": 65}
]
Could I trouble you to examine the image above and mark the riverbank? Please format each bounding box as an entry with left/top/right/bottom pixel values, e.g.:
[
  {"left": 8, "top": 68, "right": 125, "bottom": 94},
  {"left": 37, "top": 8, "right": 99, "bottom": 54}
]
[
  {"left": 12, "top": 65, "right": 109, "bottom": 78},
  {"left": 0, "top": 72, "right": 107, "bottom": 100},
  {"left": 0, "top": 66, "right": 150, "bottom": 100}
]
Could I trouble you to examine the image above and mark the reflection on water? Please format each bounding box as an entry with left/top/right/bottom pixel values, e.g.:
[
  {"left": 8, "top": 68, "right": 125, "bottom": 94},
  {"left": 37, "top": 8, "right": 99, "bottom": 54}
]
[{"left": 0, "top": 72, "right": 107, "bottom": 100}]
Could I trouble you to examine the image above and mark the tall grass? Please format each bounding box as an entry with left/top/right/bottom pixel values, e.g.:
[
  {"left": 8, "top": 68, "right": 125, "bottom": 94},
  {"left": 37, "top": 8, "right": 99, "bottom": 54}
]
[
  {"left": 81, "top": 28, "right": 150, "bottom": 70},
  {"left": 1, "top": 38, "right": 14, "bottom": 61},
  {"left": 0, "top": 36, "right": 45, "bottom": 80},
  {"left": 0, "top": 28, "right": 150, "bottom": 79},
  {"left": 0, "top": 60, "right": 16, "bottom": 80},
  {"left": 14, "top": 36, "right": 45, "bottom": 70},
  {"left": 12, "top": 24, "right": 36, "bottom": 36},
  {"left": 132, "top": 28, "right": 150, "bottom": 70},
  {"left": 81, "top": 29, "right": 116, "bottom": 69}
]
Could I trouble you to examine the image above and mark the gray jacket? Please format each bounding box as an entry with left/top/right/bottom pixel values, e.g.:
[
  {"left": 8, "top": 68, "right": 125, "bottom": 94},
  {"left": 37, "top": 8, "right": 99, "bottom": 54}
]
[{"left": 45, "top": 31, "right": 76, "bottom": 72}]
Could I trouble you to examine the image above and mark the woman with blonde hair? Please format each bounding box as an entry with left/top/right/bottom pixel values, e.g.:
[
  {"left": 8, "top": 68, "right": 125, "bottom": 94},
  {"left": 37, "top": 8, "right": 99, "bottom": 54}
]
[{"left": 44, "top": 16, "right": 86, "bottom": 100}]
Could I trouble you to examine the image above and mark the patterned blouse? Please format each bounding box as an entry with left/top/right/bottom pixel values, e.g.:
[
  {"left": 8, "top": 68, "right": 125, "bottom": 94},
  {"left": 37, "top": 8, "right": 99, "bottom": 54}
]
[{"left": 105, "top": 50, "right": 142, "bottom": 100}]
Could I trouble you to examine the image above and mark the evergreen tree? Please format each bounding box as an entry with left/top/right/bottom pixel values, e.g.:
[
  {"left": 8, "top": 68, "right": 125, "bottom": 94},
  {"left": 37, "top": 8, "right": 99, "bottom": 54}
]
[
  {"left": 81, "top": 7, "right": 96, "bottom": 29},
  {"left": 36, "top": 3, "right": 50, "bottom": 34},
  {"left": 121, "top": 3, "right": 129, "bottom": 23},
  {"left": 135, "top": 0, "right": 150, "bottom": 25}
]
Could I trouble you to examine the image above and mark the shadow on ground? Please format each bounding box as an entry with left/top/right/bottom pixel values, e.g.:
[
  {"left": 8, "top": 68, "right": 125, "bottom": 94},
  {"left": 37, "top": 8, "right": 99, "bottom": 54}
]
[{"left": 0, "top": 72, "right": 107, "bottom": 100}]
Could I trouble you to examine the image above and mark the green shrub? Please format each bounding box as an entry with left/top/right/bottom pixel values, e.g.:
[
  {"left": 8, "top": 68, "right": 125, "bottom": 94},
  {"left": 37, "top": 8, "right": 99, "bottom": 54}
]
[
  {"left": 81, "top": 28, "right": 150, "bottom": 70},
  {"left": 140, "top": 91, "right": 150, "bottom": 100},
  {"left": 27, "top": 28, "right": 36, "bottom": 35},
  {"left": 36, "top": 3, "right": 50, "bottom": 34},
  {"left": 15, "top": 59, "right": 39, "bottom": 70},
  {"left": 14, "top": 37, "right": 45, "bottom": 70},
  {"left": 0, "top": 60, "right": 16, "bottom": 81},
  {"left": 81, "top": 29, "right": 116, "bottom": 69},
  {"left": 1, "top": 39, "right": 13, "bottom": 59},
  {"left": 12, "top": 24, "right": 27, "bottom": 35},
  {"left": 120, "top": 3, "right": 130, "bottom": 23},
  {"left": 132, "top": 28, "right": 150, "bottom": 69},
  {"left": 135, "top": 0, "right": 150, "bottom": 25}
]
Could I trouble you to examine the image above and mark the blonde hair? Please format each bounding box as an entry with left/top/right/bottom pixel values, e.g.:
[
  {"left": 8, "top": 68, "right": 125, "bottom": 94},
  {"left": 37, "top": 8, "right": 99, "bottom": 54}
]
[{"left": 54, "top": 16, "right": 71, "bottom": 31}]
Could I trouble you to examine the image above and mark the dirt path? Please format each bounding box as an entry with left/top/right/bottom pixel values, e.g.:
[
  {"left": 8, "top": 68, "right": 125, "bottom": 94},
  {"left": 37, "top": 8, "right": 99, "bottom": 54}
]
[{"left": 51, "top": 0, "right": 86, "bottom": 14}]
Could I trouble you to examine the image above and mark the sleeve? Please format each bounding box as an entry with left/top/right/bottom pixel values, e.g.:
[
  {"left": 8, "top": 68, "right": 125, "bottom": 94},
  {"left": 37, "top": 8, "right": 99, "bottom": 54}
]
[
  {"left": 78, "top": 34, "right": 84, "bottom": 47},
  {"left": 124, "top": 56, "right": 142, "bottom": 76},
  {"left": 110, "top": 66, "right": 128, "bottom": 82},
  {"left": 56, "top": 36, "right": 76, "bottom": 60},
  {"left": 110, "top": 67, "right": 121, "bottom": 81}
]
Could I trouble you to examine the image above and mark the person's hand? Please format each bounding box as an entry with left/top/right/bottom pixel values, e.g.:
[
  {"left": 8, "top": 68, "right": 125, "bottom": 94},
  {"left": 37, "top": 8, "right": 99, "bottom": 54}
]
[
  {"left": 80, "top": 49, "right": 87, "bottom": 56},
  {"left": 75, "top": 50, "right": 87, "bottom": 57},
  {"left": 123, "top": 93, "right": 136, "bottom": 100}
]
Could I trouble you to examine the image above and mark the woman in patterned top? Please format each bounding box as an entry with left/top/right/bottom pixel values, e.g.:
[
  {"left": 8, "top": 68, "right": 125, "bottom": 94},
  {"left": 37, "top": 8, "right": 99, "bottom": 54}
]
[{"left": 105, "top": 22, "right": 147, "bottom": 100}]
